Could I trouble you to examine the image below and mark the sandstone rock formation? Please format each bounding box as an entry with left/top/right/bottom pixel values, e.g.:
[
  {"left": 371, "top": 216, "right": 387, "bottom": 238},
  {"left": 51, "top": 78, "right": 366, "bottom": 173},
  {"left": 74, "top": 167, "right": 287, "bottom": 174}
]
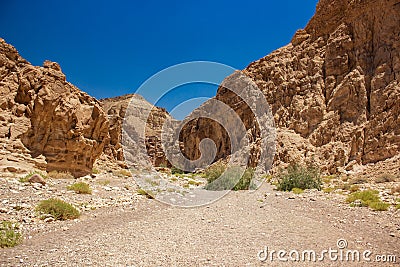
[
  {"left": 245, "top": 0, "right": 400, "bottom": 174},
  {"left": 1, "top": 0, "right": 399, "bottom": 178},
  {"left": 165, "top": 72, "right": 275, "bottom": 173},
  {"left": 178, "top": 0, "right": 400, "bottom": 175},
  {"left": 100, "top": 94, "right": 171, "bottom": 170},
  {"left": 0, "top": 38, "right": 110, "bottom": 177}
]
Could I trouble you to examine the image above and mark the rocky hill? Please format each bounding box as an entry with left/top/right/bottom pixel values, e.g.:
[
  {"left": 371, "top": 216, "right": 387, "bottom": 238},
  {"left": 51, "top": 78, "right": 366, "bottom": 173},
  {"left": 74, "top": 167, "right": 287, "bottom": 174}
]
[
  {"left": 0, "top": 39, "right": 110, "bottom": 177},
  {"left": 179, "top": 0, "right": 400, "bottom": 175},
  {"left": 0, "top": 39, "right": 170, "bottom": 177}
]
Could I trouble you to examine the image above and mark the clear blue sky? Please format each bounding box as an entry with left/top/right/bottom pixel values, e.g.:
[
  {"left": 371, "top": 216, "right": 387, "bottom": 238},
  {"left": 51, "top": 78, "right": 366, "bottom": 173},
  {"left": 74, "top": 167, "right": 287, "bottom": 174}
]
[{"left": 1, "top": 0, "right": 318, "bottom": 119}]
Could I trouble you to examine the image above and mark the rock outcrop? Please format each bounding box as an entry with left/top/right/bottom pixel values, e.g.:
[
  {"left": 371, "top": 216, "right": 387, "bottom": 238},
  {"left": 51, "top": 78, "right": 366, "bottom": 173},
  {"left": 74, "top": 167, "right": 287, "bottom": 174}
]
[
  {"left": 0, "top": 38, "right": 110, "bottom": 177},
  {"left": 100, "top": 94, "right": 171, "bottom": 169},
  {"left": 178, "top": 0, "right": 400, "bottom": 174}
]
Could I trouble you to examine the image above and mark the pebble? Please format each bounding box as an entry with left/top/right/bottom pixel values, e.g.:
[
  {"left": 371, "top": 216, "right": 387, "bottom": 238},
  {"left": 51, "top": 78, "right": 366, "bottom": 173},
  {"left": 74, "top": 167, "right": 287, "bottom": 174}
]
[
  {"left": 0, "top": 207, "right": 8, "bottom": 213},
  {"left": 44, "top": 217, "right": 55, "bottom": 223}
]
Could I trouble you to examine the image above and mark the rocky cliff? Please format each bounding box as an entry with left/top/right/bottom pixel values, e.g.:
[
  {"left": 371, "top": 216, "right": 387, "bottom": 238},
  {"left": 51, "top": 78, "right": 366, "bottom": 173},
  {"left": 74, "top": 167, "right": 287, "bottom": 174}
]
[
  {"left": 0, "top": 38, "right": 110, "bottom": 177},
  {"left": 99, "top": 94, "right": 171, "bottom": 169},
  {"left": 179, "top": 0, "right": 400, "bottom": 174},
  {"left": 0, "top": 38, "right": 173, "bottom": 176}
]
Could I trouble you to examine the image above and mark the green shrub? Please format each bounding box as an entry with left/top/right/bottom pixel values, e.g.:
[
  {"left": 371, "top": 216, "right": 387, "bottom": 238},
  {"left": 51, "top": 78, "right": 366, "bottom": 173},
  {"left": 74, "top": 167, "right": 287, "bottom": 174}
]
[
  {"left": 349, "top": 185, "right": 360, "bottom": 193},
  {"left": 369, "top": 201, "right": 390, "bottom": 211},
  {"left": 92, "top": 168, "right": 100, "bottom": 174},
  {"left": 292, "top": 188, "right": 304, "bottom": 194},
  {"left": 205, "top": 166, "right": 255, "bottom": 191},
  {"left": 346, "top": 190, "right": 380, "bottom": 206},
  {"left": 396, "top": 204, "right": 400, "bottom": 210},
  {"left": 322, "top": 175, "right": 336, "bottom": 184},
  {"left": 137, "top": 188, "right": 154, "bottom": 199},
  {"left": 263, "top": 174, "right": 273, "bottom": 183},
  {"left": 171, "top": 166, "right": 184, "bottom": 175},
  {"left": 323, "top": 187, "right": 335, "bottom": 193},
  {"left": 67, "top": 182, "right": 92, "bottom": 194},
  {"left": 36, "top": 198, "right": 80, "bottom": 220},
  {"left": 188, "top": 180, "right": 201, "bottom": 186},
  {"left": 346, "top": 190, "right": 389, "bottom": 211},
  {"left": 204, "top": 162, "right": 226, "bottom": 182},
  {"left": 19, "top": 171, "right": 47, "bottom": 183},
  {"left": 0, "top": 221, "right": 22, "bottom": 248},
  {"left": 276, "top": 163, "right": 321, "bottom": 192}
]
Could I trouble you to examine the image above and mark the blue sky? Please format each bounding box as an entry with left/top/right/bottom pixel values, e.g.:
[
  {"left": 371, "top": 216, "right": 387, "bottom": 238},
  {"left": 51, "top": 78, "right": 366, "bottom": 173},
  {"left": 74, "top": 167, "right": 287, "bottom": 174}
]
[{"left": 1, "top": 1, "right": 317, "bottom": 119}]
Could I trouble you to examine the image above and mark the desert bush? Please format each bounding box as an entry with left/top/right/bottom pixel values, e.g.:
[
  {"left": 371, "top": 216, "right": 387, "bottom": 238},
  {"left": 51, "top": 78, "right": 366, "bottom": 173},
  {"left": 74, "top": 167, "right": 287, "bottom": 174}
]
[
  {"left": 346, "top": 190, "right": 380, "bottom": 206},
  {"left": 292, "top": 188, "right": 304, "bottom": 194},
  {"left": 322, "top": 175, "right": 336, "bottom": 184},
  {"left": 36, "top": 198, "right": 80, "bottom": 220},
  {"left": 349, "top": 185, "right": 360, "bottom": 193},
  {"left": 204, "top": 162, "right": 226, "bottom": 182},
  {"left": 323, "top": 187, "right": 335, "bottom": 193},
  {"left": 276, "top": 163, "right": 322, "bottom": 192},
  {"left": 263, "top": 174, "right": 273, "bottom": 183},
  {"left": 67, "top": 182, "right": 92, "bottom": 194},
  {"left": 346, "top": 190, "right": 389, "bottom": 211},
  {"left": 375, "top": 173, "right": 396, "bottom": 183},
  {"left": 369, "top": 201, "right": 390, "bottom": 211},
  {"left": 48, "top": 170, "right": 74, "bottom": 179},
  {"left": 92, "top": 168, "right": 100, "bottom": 174},
  {"left": 171, "top": 166, "right": 184, "bottom": 175},
  {"left": 19, "top": 171, "right": 47, "bottom": 183},
  {"left": 0, "top": 221, "right": 22, "bottom": 248},
  {"left": 205, "top": 166, "right": 255, "bottom": 191},
  {"left": 188, "top": 179, "right": 201, "bottom": 186},
  {"left": 137, "top": 188, "right": 154, "bottom": 199}
]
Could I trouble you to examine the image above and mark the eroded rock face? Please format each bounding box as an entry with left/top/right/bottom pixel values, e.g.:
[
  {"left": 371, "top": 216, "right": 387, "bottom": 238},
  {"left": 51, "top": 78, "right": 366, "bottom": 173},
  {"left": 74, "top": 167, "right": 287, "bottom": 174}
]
[
  {"left": 100, "top": 94, "right": 171, "bottom": 169},
  {"left": 0, "top": 38, "right": 110, "bottom": 177},
  {"left": 243, "top": 0, "right": 400, "bottom": 173},
  {"left": 178, "top": 0, "right": 400, "bottom": 174}
]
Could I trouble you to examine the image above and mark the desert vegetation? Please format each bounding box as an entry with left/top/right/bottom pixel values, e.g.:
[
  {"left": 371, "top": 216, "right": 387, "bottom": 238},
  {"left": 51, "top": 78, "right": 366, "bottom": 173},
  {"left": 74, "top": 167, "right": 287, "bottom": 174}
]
[
  {"left": 275, "top": 163, "right": 322, "bottom": 192},
  {"left": 36, "top": 198, "right": 80, "bottom": 220},
  {"left": 204, "top": 163, "right": 256, "bottom": 191},
  {"left": 0, "top": 221, "right": 22, "bottom": 248},
  {"left": 346, "top": 190, "right": 390, "bottom": 211},
  {"left": 67, "top": 182, "right": 92, "bottom": 194}
]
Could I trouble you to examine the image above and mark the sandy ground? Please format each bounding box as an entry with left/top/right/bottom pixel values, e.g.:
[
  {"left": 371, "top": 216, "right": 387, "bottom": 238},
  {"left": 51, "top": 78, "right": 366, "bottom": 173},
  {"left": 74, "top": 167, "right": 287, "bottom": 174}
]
[{"left": 1, "top": 181, "right": 399, "bottom": 266}]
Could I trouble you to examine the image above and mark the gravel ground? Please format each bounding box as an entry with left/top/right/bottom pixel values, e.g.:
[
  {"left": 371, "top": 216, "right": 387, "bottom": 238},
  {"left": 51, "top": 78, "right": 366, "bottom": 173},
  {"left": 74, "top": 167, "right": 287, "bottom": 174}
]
[{"left": 1, "top": 177, "right": 400, "bottom": 266}]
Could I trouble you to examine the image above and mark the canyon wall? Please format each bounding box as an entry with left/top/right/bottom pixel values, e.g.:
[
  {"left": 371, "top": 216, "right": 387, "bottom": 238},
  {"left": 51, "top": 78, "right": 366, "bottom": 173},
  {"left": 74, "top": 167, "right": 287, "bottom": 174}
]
[
  {"left": 0, "top": 38, "right": 110, "bottom": 176},
  {"left": 179, "top": 0, "right": 400, "bottom": 174}
]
